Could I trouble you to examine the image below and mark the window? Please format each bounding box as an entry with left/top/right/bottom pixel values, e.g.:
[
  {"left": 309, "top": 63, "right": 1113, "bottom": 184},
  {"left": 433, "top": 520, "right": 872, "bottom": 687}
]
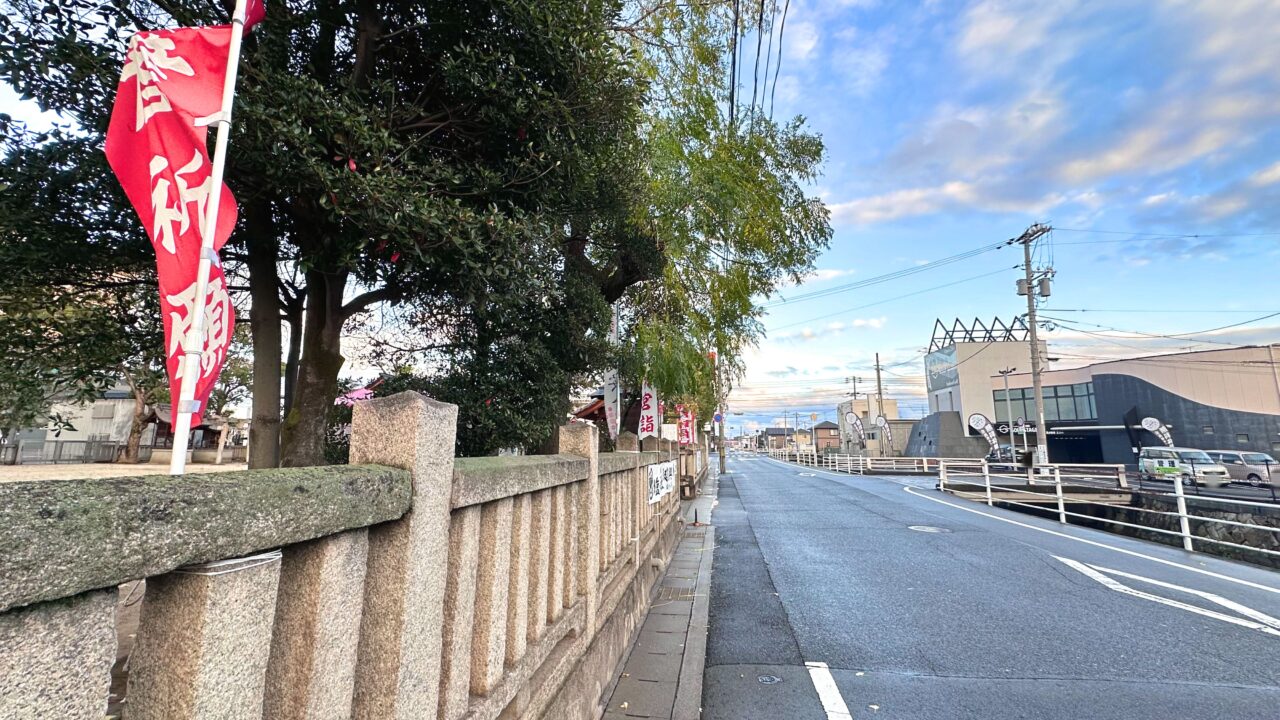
[
  {"left": 91, "top": 402, "right": 115, "bottom": 419},
  {"left": 1237, "top": 433, "right": 1250, "bottom": 444},
  {"left": 1203, "top": 425, "right": 1214, "bottom": 434}
]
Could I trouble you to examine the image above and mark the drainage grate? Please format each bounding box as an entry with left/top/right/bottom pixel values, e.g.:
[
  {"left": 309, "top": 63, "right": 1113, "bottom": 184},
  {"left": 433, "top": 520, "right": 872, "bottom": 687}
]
[
  {"left": 658, "top": 586, "right": 695, "bottom": 601},
  {"left": 683, "top": 528, "right": 707, "bottom": 538}
]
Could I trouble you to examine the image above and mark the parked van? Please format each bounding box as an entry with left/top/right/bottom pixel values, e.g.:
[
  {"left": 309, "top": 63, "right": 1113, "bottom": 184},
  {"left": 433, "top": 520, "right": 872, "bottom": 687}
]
[
  {"left": 1136, "top": 447, "right": 1231, "bottom": 487},
  {"left": 1205, "top": 450, "right": 1277, "bottom": 487}
]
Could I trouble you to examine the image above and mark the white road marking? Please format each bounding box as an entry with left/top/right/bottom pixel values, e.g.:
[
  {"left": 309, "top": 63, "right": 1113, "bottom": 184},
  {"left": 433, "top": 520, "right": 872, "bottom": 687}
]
[
  {"left": 804, "top": 661, "right": 853, "bottom": 720},
  {"left": 900, "top": 485, "right": 1280, "bottom": 596},
  {"left": 1055, "top": 556, "right": 1280, "bottom": 637},
  {"left": 758, "top": 459, "right": 1280, "bottom": 597},
  {"left": 1088, "top": 562, "right": 1280, "bottom": 629}
]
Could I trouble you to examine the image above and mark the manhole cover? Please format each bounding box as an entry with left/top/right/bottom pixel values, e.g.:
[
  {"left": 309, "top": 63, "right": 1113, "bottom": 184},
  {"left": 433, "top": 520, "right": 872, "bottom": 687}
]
[
  {"left": 758, "top": 675, "right": 783, "bottom": 685},
  {"left": 908, "top": 525, "right": 951, "bottom": 533},
  {"left": 798, "top": 472, "right": 816, "bottom": 477}
]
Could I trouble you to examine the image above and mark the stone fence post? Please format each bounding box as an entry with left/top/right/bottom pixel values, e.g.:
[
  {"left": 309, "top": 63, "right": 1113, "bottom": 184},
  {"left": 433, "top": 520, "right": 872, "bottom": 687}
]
[
  {"left": 349, "top": 392, "right": 458, "bottom": 720},
  {"left": 557, "top": 424, "right": 600, "bottom": 634}
]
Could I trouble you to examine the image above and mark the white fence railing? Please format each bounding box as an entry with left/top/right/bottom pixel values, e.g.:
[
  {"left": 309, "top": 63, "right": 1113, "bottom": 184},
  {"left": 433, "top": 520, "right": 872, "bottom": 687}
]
[{"left": 938, "top": 459, "right": 1279, "bottom": 559}]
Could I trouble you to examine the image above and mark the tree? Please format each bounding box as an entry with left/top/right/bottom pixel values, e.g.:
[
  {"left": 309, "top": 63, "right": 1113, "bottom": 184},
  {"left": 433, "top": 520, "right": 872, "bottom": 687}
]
[
  {"left": 618, "top": 1, "right": 831, "bottom": 423},
  {"left": 1, "top": 0, "right": 667, "bottom": 465},
  {"left": 0, "top": 0, "right": 829, "bottom": 465},
  {"left": 0, "top": 120, "right": 167, "bottom": 458}
]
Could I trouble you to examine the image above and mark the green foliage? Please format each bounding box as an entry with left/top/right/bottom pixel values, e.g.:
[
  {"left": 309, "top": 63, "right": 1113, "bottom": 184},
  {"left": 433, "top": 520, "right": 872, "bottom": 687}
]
[
  {"left": 0, "top": 121, "right": 164, "bottom": 434},
  {"left": 0, "top": 0, "right": 829, "bottom": 458},
  {"left": 618, "top": 0, "right": 832, "bottom": 415}
]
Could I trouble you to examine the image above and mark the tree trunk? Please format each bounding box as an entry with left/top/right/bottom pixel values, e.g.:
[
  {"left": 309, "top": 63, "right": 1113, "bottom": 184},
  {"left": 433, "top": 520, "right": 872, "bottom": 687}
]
[
  {"left": 123, "top": 395, "right": 148, "bottom": 463},
  {"left": 282, "top": 299, "right": 302, "bottom": 418},
  {"left": 279, "top": 269, "right": 348, "bottom": 467},
  {"left": 246, "top": 209, "right": 282, "bottom": 469}
]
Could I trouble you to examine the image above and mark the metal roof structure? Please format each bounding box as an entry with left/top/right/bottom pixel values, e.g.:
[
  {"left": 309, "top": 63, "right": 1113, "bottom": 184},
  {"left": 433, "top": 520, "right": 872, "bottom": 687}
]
[{"left": 928, "top": 316, "right": 1030, "bottom": 352}]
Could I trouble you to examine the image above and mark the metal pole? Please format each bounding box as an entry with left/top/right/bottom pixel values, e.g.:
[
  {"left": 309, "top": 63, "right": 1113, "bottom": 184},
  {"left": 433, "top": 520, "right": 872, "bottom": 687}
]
[
  {"left": 1021, "top": 233, "right": 1050, "bottom": 468},
  {"left": 170, "top": 0, "right": 250, "bottom": 476},
  {"left": 875, "top": 353, "right": 886, "bottom": 458},
  {"left": 983, "top": 461, "right": 993, "bottom": 506},
  {"left": 1000, "top": 368, "right": 1016, "bottom": 458},
  {"left": 1054, "top": 467, "right": 1066, "bottom": 523},
  {"left": 1171, "top": 470, "right": 1194, "bottom": 552}
]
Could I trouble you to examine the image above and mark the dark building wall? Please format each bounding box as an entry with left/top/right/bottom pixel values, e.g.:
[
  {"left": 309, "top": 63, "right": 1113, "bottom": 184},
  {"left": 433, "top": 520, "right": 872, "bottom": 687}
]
[
  {"left": 904, "top": 411, "right": 989, "bottom": 458},
  {"left": 1093, "top": 373, "right": 1280, "bottom": 467}
]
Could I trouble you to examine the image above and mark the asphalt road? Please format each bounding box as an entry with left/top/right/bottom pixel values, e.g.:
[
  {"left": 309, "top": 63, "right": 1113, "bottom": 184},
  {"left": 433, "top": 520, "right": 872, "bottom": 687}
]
[{"left": 702, "top": 452, "right": 1280, "bottom": 720}]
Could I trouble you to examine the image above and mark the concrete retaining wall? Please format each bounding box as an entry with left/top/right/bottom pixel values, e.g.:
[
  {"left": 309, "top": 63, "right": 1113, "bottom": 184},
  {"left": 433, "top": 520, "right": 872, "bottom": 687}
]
[
  {"left": 0, "top": 392, "right": 683, "bottom": 720},
  {"left": 1069, "top": 493, "right": 1280, "bottom": 569}
]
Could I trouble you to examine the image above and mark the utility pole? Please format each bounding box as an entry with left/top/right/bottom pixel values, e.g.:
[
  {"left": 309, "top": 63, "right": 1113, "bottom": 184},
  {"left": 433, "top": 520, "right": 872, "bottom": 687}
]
[
  {"left": 1013, "top": 223, "right": 1053, "bottom": 466},
  {"left": 874, "top": 353, "right": 886, "bottom": 457},
  {"left": 997, "top": 367, "right": 1020, "bottom": 455}
]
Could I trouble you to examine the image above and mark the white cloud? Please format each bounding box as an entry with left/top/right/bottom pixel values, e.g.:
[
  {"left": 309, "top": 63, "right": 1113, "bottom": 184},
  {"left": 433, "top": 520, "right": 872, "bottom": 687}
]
[
  {"left": 786, "top": 22, "right": 820, "bottom": 61},
  {"left": 827, "top": 181, "right": 1062, "bottom": 224},
  {"left": 832, "top": 42, "right": 889, "bottom": 95},
  {"left": 1249, "top": 160, "right": 1280, "bottom": 186}
]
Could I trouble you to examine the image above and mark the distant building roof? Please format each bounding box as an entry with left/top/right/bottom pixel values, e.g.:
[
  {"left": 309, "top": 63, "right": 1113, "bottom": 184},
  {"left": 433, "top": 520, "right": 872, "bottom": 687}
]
[
  {"left": 813, "top": 420, "right": 838, "bottom": 429},
  {"left": 763, "top": 427, "right": 796, "bottom": 436}
]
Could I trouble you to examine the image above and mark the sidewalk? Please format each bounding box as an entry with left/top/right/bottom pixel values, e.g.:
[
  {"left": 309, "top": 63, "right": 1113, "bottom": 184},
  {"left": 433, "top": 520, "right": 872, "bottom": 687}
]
[{"left": 603, "top": 463, "right": 720, "bottom": 719}]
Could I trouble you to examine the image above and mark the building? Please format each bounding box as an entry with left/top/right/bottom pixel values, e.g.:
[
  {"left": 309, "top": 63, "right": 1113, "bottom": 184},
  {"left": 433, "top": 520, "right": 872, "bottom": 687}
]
[
  {"left": 836, "top": 396, "right": 904, "bottom": 456},
  {"left": 811, "top": 420, "right": 841, "bottom": 452},
  {"left": 762, "top": 425, "right": 793, "bottom": 448},
  {"left": 907, "top": 318, "right": 1045, "bottom": 458},
  {"left": 905, "top": 317, "right": 1280, "bottom": 466},
  {"left": 993, "top": 345, "right": 1280, "bottom": 466}
]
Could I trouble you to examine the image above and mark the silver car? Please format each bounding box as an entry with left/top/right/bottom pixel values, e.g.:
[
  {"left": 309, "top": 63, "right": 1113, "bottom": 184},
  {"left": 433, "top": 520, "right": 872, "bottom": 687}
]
[
  {"left": 1137, "top": 447, "right": 1231, "bottom": 488},
  {"left": 1206, "top": 450, "right": 1278, "bottom": 487}
]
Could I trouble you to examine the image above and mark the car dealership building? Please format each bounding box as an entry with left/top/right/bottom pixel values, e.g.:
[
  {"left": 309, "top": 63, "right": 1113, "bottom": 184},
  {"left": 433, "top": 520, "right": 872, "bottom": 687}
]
[{"left": 905, "top": 318, "right": 1280, "bottom": 466}]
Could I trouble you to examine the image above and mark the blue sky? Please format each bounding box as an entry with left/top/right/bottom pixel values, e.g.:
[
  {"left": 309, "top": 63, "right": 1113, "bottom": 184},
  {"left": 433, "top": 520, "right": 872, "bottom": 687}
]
[
  {"left": 6, "top": 2, "right": 1280, "bottom": 434},
  {"left": 726, "top": 0, "right": 1280, "bottom": 436}
]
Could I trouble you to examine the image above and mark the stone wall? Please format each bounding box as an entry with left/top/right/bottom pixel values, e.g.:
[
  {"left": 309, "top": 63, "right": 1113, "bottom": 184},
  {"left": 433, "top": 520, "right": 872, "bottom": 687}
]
[
  {"left": 1067, "top": 493, "right": 1280, "bottom": 569},
  {"left": 0, "top": 392, "right": 684, "bottom": 720}
]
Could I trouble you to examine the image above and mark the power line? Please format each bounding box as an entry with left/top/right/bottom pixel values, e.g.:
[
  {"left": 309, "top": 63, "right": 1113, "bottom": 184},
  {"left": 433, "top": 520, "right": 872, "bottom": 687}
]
[
  {"left": 770, "top": 267, "right": 1012, "bottom": 332},
  {"left": 1044, "top": 308, "right": 1280, "bottom": 314},
  {"left": 1041, "top": 312, "right": 1280, "bottom": 346},
  {"left": 768, "top": 0, "right": 791, "bottom": 119},
  {"left": 1055, "top": 227, "right": 1280, "bottom": 239},
  {"left": 748, "top": 0, "right": 766, "bottom": 131},
  {"left": 765, "top": 240, "right": 1010, "bottom": 307}
]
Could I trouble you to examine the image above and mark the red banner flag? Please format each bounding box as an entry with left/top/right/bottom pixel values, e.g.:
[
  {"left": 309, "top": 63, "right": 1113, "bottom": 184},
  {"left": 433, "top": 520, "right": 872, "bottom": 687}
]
[
  {"left": 245, "top": 0, "right": 266, "bottom": 30},
  {"left": 105, "top": 26, "right": 241, "bottom": 425}
]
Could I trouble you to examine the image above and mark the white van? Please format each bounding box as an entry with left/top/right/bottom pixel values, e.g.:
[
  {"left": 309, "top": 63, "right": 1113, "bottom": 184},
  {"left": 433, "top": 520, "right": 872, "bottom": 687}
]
[{"left": 1137, "top": 447, "right": 1231, "bottom": 488}]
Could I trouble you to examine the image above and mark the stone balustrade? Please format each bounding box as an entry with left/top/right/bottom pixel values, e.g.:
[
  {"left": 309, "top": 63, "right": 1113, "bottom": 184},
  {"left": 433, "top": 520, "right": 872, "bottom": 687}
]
[{"left": 0, "top": 392, "right": 685, "bottom": 720}]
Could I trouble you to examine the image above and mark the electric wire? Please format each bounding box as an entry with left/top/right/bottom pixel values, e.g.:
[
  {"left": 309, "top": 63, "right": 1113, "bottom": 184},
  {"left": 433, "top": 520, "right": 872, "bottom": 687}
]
[
  {"left": 770, "top": 267, "right": 1012, "bottom": 332},
  {"left": 765, "top": 240, "right": 1010, "bottom": 307},
  {"left": 768, "top": 0, "right": 791, "bottom": 119}
]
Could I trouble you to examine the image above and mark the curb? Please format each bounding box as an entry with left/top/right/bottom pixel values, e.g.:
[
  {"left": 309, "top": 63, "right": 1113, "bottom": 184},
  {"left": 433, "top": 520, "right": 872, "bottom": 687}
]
[
  {"left": 671, "top": 523, "right": 714, "bottom": 719},
  {"left": 671, "top": 468, "right": 718, "bottom": 720}
]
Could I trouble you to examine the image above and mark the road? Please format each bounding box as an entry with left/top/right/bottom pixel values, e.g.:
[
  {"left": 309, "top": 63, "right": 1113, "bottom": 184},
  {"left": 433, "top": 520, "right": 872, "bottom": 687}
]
[{"left": 702, "top": 452, "right": 1280, "bottom": 719}]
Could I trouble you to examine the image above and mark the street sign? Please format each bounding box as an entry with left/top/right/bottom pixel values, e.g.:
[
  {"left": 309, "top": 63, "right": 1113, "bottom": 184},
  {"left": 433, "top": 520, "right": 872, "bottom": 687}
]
[
  {"left": 713, "top": 412, "right": 723, "bottom": 424},
  {"left": 809, "top": 413, "right": 818, "bottom": 421}
]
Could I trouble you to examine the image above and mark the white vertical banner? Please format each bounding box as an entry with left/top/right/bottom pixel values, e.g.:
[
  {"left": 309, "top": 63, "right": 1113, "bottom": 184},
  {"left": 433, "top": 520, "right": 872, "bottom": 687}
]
[
  {"left": 604, "top": 369, "right": 620, "bottom": 440},
  {"left": 639, "top": 380, "right": 658, "bottom": 439}
]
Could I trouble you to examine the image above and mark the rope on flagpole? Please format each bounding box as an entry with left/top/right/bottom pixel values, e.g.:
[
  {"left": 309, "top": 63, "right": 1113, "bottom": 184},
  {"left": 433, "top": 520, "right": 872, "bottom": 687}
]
[{"left": 169, "top": 0, "right": 250, "bottom": 475}]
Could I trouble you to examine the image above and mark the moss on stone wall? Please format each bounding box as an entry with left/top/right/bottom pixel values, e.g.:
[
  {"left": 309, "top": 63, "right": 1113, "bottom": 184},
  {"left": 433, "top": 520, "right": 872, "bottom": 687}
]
[{"left": 0, "top": 465, "right": 412, "bottom": 612}]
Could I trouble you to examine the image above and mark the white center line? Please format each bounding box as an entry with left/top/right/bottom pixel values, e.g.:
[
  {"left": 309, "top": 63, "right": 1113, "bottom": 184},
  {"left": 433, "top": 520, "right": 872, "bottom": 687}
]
[{"left": 805, "top": 661, "right": 853, "bottom": 720}]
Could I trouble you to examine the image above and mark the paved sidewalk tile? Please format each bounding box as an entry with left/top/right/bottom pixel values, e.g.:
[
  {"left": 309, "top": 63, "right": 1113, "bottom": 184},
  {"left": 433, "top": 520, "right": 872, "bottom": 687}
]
[{"left": 604, "top": 467, "right": 720, "bottom": 720}]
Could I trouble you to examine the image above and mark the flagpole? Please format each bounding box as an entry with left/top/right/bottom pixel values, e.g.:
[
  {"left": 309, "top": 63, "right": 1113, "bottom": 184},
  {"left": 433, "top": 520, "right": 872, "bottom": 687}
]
[{"left": 170, "top": 0, "right": 250, "bottom": 475}]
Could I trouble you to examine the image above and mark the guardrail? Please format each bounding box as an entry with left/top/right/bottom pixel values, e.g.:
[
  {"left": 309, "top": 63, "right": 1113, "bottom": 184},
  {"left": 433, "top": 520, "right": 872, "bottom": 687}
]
[
  {"left": 765, "top": 449, "right": 973, "bottom": 475},
  {"left": 0, "top": 392, "right": 684, "bottom": 720},
  {"left": 938, "top": 459, "right": 1280, "bottom": 564}
]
